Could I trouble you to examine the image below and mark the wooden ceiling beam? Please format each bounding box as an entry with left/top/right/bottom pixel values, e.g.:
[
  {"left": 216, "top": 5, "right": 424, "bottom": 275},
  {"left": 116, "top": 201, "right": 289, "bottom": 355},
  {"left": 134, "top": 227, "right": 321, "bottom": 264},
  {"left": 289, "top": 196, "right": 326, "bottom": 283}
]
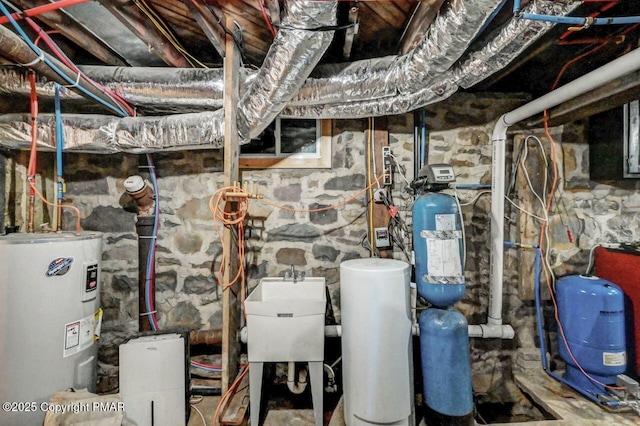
[
  {"left": 10, "top": 0, "right": 128, "bottom": 66},
  {"left": 96, "top": 0, "right": 188, "bottom": 67},
  {"left": 264, "top": 0, "right": 280, "bottom": 27},
  {"left": 400, "top": 0, "right": 445, "bottom": 54},
  {"left": 183, "top": 0, "right": 226, "bottom": 58}
]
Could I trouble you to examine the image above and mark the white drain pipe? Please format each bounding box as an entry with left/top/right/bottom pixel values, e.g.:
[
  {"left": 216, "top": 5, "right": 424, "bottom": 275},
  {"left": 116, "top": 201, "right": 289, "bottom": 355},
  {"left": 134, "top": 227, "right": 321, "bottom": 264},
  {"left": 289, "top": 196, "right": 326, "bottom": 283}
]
[{"left": 475, "top": 46, "right": 640, "bottom": 339}]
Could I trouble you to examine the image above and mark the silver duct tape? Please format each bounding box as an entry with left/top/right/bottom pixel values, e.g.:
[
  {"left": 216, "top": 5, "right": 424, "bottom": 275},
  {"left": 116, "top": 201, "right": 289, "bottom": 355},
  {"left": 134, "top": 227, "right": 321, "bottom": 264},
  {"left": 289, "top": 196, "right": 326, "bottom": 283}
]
[
  {"left": 0, "top": 111, "right": 225, "bottom": 152},
  {"left": 288, "top": 0, "right": 503, "bottom": 107},
  {"left": 456, "top": 0, "right": 582, "bottom": 89},
  {"left": 237, "top": 0, "right": 337, "bottom": 140}
]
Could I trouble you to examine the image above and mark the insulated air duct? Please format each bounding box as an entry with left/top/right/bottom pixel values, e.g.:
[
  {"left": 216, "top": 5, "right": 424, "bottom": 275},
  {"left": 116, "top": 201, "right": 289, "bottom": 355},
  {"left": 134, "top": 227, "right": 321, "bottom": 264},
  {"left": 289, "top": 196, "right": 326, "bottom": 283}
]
[
  {"left": 0, "top": 1, "right": 579, "bottom": 150},
  {"left": 281, "top": 0, "right": 580, "bottom": 119},
  {"left": 288, "top": 0, "right": 503, "bottom": 107}
]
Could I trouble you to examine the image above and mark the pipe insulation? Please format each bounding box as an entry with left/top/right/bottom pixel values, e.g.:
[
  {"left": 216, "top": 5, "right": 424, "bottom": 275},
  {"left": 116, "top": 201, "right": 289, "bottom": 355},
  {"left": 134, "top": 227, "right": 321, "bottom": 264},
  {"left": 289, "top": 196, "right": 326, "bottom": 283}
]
[
  {"left": 288, "top": 0, "right": 503, "bottom": 107},
  {"left": 281, "top": 0, "right": 580, "bottom": 119}
]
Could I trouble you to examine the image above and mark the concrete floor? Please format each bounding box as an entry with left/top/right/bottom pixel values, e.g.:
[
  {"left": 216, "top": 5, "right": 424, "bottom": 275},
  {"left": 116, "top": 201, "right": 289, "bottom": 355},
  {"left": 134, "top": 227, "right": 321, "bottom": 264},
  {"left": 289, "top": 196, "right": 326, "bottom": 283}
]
[{"left": 186, "top": 370, "right": 640, "bottom": 426}]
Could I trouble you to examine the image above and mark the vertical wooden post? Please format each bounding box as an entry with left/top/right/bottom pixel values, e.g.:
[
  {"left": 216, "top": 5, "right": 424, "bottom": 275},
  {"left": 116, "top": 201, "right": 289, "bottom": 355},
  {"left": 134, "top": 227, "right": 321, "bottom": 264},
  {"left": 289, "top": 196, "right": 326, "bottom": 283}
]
[
  {"left": 366, "top": 117, "right": 392, "bottom": 258},
  {"left": 221, "top": 23, "right": 241, "bottom": 393},
  {"left": 514, "top": 134, "right": 548, "bottom": 300}
]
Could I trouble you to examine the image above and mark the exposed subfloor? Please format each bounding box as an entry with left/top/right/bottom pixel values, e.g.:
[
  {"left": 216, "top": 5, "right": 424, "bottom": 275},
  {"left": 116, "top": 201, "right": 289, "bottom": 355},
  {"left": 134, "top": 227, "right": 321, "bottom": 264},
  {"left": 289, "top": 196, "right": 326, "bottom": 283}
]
[{"left": 187, "top": 369, "right": 640, "bottom": 425}]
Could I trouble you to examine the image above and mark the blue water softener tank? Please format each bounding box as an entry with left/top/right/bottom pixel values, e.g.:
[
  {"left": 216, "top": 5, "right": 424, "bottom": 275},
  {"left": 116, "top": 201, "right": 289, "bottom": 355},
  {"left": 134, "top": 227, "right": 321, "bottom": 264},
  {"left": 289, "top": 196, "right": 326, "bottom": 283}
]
[
  {"left": 412, "top": 192, "right": 465, "bottom": 307},
  {"left": 556, "top": 275, "right": 626, "bottom": 395},
  {"left": 419, "top": 307, "right": 473, "bottom": 425}
]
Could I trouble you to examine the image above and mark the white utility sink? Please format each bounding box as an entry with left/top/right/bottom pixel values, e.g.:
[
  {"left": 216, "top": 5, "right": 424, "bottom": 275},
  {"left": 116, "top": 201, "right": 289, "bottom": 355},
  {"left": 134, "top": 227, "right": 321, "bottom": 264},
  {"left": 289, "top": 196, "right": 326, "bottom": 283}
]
[{"left": 245, "top": 277, "right": 326, "bottom": 362}]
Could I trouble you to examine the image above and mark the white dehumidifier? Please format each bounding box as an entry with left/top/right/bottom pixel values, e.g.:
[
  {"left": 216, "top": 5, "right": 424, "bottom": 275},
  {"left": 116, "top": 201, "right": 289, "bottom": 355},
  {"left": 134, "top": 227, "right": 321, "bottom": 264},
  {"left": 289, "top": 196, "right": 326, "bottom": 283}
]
[{"left": 119, "top": 333, "right": 188, "bottom": 426}]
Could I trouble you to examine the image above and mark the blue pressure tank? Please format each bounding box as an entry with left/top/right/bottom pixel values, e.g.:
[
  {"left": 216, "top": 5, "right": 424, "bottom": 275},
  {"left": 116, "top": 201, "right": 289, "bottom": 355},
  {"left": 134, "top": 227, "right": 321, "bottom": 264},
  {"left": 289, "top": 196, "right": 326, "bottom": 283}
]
[
  {"left": 419, "top": 308, "right": 473, "bottom": 425},
  {"left": 556, "top": 275, "right": 626, "bottom": 395},
  {"left": 413, "top": 192, "right": 465, "bottom": 307}
]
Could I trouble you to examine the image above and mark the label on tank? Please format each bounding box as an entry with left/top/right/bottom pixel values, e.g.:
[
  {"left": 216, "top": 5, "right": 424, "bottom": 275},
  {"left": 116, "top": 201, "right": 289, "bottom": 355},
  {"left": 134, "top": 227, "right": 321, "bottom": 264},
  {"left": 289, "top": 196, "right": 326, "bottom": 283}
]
[
  {"left": 420, "top": 230, "right": 463, "bottom": 279},
  {"left": 63, "top": 309, "right": 103, "bottom": 358},
  {"left": 85, "top": 264, "right": 99, "bottom": 293},
  {"left": 603, "top": 351, "right": 626, "bottom": 366},
  {"left": 45, "top": 257, "right": 74, "bottom": 277},
  {"left": 435, "top": 214, "right": 456, "bottom": 231}
]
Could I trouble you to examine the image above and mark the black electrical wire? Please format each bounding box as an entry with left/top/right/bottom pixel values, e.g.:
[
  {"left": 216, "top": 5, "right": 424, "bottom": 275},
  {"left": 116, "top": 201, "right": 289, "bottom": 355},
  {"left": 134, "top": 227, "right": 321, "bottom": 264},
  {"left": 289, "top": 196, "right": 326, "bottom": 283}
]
[
  {"left": 205, "top": 3, "right": 247, "bottom": 63},
  {"left": 274, "top": 22, "right": 357, "bottom": 32}
]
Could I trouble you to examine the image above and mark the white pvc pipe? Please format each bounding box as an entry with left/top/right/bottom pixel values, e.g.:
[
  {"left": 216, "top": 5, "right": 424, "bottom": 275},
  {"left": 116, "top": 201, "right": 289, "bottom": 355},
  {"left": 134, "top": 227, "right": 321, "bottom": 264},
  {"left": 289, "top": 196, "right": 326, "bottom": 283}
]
[
  {"left": 485, "top": 46, "right": 640, "bottom": 336},
  {"left": 287, "top": 362, "right": 308, "bottom": 394},
  {"left": 468, "top": 324, "right": 515, "bottom": 339}
]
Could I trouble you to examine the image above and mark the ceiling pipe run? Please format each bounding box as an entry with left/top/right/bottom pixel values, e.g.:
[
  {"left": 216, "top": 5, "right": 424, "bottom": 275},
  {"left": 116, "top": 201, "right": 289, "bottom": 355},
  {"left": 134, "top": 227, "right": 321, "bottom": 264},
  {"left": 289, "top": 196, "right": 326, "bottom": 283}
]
[
  {"left": 0, "top": 24, "right": 127, "bottom": 114},
  {"left": 479, "top": 45, "right": 640, "bottom": 340},
  {"left": 0, "top": 0, "right": 515, "bottom": 115}
]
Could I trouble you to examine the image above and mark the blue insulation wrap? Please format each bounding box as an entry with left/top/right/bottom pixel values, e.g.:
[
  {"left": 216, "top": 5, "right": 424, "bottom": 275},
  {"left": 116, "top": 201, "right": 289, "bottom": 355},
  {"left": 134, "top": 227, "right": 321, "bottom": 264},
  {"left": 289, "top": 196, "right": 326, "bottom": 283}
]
[
  {"left": 419, "top": 307, "right": 473, "bottom": 418},
  {"left": 412, "top": 192, "right": 465, "bottom": 307}
]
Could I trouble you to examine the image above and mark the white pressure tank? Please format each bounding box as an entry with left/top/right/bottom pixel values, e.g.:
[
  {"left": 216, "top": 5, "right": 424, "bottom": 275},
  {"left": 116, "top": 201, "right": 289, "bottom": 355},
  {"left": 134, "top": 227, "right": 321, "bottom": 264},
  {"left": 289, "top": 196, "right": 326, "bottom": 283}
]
[
  {"left": 0, "top": 232, "right": 103, "bottom": 426},
  {"left": 340, "top": 258, "right": 414, "bottom": 426}
]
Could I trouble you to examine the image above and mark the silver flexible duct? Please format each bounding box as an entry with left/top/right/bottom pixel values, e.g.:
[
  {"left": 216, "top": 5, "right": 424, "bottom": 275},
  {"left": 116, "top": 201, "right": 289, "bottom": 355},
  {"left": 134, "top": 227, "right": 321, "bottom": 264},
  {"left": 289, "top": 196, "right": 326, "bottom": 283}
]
[
  {"left": 288, "top": 0, "right": 502, "bottom": 107},
  {"left": 237, "top": 0, "right": 337, "bottom": 140},
  {"left": 0, "top": 112, "right": 226, "bottom": 152},
  {"left": 281, "top": 0, "right": 580, "bottom": 119},
  {"left": 0, "top": 1, "right": 579, "bottom": 151},
  {"left": 0, "top": 67, "right": 256, "bottom": 114},
  {"left": 0, "top": 0, "right": 337, "bottom": 151}
]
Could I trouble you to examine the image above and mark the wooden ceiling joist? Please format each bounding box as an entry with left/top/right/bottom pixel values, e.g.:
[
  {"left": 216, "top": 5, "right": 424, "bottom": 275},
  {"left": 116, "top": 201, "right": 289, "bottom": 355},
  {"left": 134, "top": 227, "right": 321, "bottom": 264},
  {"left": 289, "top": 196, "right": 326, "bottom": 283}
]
[
  {"left": 96, "top": 0, "right": 188, "bottom": 67},
  {"left": 11, "top": 0, "right": 128, "bottom": 66},
  {"left": 400, "top": 0, "right": 446, "bottom": 54},
  {"left": 183, "top": 0, "right": 226, "bottom": 58}
]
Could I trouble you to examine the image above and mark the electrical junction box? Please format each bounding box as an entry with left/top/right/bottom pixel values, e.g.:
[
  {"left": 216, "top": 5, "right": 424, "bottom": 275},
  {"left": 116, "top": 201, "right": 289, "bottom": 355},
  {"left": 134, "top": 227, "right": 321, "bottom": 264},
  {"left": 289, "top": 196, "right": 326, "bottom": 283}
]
[
  {"left": 374, "top": 227, "right": 391, "bottom": 248},
  {"left": 119, "top": 333, "right": 188, "bottom": 426},
  {"left": 382, "top": 146, "right": 393, "bottom": 186}
]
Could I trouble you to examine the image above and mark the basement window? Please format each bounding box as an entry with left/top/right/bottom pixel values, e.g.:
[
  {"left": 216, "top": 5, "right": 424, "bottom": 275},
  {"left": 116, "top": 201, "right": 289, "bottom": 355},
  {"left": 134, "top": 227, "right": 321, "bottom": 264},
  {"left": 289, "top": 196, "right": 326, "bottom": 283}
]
[{"left": 240, "top": 118, "right": 331, "bottom": 169}]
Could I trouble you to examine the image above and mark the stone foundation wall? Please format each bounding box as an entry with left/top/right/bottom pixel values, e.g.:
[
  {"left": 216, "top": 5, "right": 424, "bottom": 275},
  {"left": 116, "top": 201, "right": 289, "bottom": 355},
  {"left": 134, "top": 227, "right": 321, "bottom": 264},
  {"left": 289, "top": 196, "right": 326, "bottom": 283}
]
[{"left": 4, "top": 93, "right": 637, "bottom": 420}]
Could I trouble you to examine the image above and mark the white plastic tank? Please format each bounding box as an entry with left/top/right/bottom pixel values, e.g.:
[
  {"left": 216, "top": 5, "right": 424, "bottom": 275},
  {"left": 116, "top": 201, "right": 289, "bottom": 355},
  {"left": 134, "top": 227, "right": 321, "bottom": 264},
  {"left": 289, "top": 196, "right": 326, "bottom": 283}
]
[
  {"left": 340, "top": 258, "right": 414, "bottom": 426},
  {"left": 0, "top": 232, "right": 103, "bottom": 426}
]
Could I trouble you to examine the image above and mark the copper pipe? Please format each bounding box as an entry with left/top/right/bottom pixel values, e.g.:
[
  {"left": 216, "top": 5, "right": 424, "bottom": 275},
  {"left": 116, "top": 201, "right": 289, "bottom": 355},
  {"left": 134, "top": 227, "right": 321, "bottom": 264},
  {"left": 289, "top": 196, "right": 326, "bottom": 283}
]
[{"left": 190, "top": 329, "right": 223, "bottom": 346}]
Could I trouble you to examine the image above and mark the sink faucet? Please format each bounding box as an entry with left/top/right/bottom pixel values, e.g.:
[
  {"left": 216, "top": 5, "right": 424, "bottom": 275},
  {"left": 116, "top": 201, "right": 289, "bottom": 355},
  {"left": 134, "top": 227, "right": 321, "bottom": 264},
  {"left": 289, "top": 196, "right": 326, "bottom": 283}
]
[{"left": 284, "top": 265, "right": 305, "bottom": 283}]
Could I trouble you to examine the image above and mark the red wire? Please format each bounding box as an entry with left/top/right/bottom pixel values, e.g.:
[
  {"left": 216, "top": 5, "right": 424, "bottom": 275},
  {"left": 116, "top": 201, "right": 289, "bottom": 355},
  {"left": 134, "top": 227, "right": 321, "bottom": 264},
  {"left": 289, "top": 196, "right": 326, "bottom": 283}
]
[
  {"left": 24, "top": 17, "right": 136, "bottom": 117},
  {"left": 258, "top": 0, "right": 276, "bottom": 38},
  {"left": 0, "top": 0, "right": 92, "bottom": 25}
]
